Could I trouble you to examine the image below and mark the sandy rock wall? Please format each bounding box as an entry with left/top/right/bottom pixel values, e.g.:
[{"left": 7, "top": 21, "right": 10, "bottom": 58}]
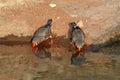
[{"left": 0, "top": 0, "right": 120, "bottom": 44}]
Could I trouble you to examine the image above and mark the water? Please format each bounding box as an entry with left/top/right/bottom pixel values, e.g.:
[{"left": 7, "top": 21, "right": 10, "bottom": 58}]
[{"left": 0, "top": 38, "right": 120, "bottom": 80}]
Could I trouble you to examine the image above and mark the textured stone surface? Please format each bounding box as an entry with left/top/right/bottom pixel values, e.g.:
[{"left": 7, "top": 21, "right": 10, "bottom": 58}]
[{"left": 0, "top": 0, "right": 120, "bottom": 44}]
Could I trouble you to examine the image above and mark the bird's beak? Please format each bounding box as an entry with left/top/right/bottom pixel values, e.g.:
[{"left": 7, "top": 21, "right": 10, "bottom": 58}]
[{"left": 32, "top": 42, "right": 37, "bottom": 48}]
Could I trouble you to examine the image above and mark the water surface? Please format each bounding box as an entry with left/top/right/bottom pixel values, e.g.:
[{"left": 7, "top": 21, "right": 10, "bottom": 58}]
[{"left": 0, "top": 38, "right": 120, "bottom": 80}]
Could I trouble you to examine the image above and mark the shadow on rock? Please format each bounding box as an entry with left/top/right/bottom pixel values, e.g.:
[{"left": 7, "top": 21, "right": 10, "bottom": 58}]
[
  {"left": 89, "top": 25, "right": 120, "bottom": 52},
  {"left": 88, "top": 35, "right": 120, "bottom": 53},
  {"left": 68, "top": 22, "right": 73, "bottom": 42}
]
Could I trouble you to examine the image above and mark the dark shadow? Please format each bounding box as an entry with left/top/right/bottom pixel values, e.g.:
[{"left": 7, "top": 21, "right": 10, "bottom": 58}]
[
  {"left": 71, "top": 51, "right": 86, "bottom": 65},
  {"left": 68, "top": 22, "right": 74, "bottom": 42},
  {"left": 32, "top": 38, "right": 51, "bottom": 59},
  {"left": 88, "top": 34, "right": 120, "bottom": 52},
  {"left": 89, "top": 25, "right": 120, "bottom": 52},
  {"left": 87, "top": 44, "right": 100, "bottom": 52},
  {"left": 51, "top": 35, "right": 70, "bottom": 48},
  {"left": 0, "top": 34, "right": 31, "bottom": 46}
]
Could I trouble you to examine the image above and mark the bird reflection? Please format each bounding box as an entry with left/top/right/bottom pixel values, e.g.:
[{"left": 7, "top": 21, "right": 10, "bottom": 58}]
[
  {"left": 32, "top": 39, "right": 51, "bottom": 59},
  {"left": 71, "top": 51, "right": 86, "bottom": 65}
]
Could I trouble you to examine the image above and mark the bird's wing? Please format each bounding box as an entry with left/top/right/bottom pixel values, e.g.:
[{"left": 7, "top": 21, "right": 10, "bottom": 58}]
[
  {"left": 72, "top": 29, "right": 85, "bottom": 42},
  {"left": 34, "top": 27, "right": 51, "bottom": 39}
]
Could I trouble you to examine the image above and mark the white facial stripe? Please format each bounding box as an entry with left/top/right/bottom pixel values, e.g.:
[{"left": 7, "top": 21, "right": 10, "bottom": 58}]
[{"left": 73, "top": 25, "right": 77, "bottom": 28}]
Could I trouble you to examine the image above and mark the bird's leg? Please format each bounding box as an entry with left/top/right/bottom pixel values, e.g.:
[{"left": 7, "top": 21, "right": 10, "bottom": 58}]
[
  {"left": 77, "top": 52, "right": 81, "bottom": 57},
  {"left": 77, "top": 47, "right": 81, "bottom": 56},
  {"left": 77, "top": 47, "right": 81, "bottom": 52}
]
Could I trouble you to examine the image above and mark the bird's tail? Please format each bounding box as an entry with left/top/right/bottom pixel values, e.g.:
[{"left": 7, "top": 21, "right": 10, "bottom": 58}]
[{"left": 47, "top": 19, "right": 52, "bottom": 26}]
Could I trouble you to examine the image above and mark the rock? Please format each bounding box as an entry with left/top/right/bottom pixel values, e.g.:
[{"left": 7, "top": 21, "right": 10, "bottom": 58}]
[
  {"left": 49, "top": 3, "right": 56, "bottom": 8},
  {"left": 0, "top": 0, "right": 120, "bottom": 45},
  {"left": 96, "top": 25, "right": 120, "bottom": 44},
  {"left": 89, "top": 25, "right": 120, "bottom": 51},
  {"left": 77, "top": 20, "right": 84, "bottom": 28},
  {"left": 70, "top": 14, "right": 78, "bottom": 17}
]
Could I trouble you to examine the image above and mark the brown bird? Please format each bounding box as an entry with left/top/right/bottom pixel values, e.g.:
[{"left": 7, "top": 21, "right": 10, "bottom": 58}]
[{"left": 31, "top": 19, "right": 52, "bottom": 48}]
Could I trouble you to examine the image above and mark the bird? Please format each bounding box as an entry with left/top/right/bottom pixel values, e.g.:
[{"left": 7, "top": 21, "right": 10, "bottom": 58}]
[
  {"left": 69, "top": 22, "right": 86, "bottom": 56},
  {"left": 31, "top": 19, "right": 52, "bottom": 48}
]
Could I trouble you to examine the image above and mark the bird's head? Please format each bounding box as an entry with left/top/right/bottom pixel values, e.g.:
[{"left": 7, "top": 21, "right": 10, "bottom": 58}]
[
  {"left": 47, "top": 19, "right": 52, "bottom": 26},
  {"left": 69, "top": 22, "right": 77, "bottom": 28}
]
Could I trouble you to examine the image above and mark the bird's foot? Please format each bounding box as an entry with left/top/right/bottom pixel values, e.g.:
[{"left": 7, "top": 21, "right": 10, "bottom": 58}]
[{"left": 77, "top": 52, "right": 85, "bottom": 57}]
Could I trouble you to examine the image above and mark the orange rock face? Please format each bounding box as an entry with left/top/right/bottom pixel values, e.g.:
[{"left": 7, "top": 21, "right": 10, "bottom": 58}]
[{"left": 0, "top": 0, "right": 119, "bottom": 44}]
